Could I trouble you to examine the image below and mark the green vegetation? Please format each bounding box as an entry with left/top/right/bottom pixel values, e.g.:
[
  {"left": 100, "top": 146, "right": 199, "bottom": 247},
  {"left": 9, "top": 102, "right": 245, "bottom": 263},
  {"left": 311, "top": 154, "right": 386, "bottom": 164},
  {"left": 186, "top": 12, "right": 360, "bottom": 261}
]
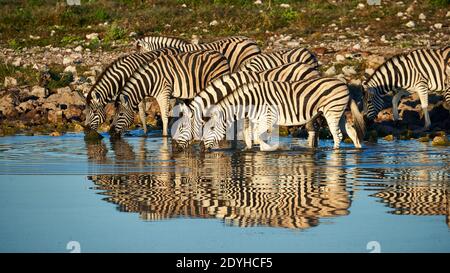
[
  {"left": 0, "top": 0, "right": 448, "bottom": 50},
  {"left": 0, "top": 61, "right": 39, "bottom": 87}
]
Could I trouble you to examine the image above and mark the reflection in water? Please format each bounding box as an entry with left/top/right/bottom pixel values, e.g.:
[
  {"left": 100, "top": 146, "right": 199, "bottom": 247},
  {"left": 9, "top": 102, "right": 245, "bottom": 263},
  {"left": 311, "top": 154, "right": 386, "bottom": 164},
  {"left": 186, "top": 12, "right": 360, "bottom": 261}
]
[{"left": 83, "top": 137, "right": 450, "bottom": 229}]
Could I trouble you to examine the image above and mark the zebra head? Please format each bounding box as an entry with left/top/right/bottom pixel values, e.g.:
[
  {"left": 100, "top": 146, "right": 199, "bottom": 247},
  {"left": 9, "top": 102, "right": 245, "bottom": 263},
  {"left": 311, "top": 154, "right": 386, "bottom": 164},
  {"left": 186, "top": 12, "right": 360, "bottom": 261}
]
[
  {"left": 201, "top": 107, "right": 226, "bottom": 151},
  {"left": 171, "top": 102, "right": 194, "bottom": 152},
  {"left": 109, "top": 94, "right": 135, "bottom": 138},
  {"left": 362, "top": 82, "right": 384, "bottom": 121},
  {"left": 85, "top": 91, "right": 106, "bottom": 131}
]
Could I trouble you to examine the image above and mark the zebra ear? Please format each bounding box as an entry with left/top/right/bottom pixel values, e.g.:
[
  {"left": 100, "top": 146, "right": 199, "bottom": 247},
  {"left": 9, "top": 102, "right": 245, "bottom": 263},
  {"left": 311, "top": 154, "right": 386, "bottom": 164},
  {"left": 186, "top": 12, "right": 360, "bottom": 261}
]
[{"left": 120, "top": 94, "right": 130, "bottom": 106}]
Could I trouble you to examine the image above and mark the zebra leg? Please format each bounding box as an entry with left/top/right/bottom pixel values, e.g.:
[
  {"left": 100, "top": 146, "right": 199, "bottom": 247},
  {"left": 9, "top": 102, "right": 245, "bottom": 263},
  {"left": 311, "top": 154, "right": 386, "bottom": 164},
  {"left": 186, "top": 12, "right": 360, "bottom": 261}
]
[
  {"left": 344, "top": 117, "right": 361, "bottom": 148},
  {"left": 416, "top": 85, "right": 431, "bottom": 130},
  {"left": 325, "top": 115, "right": 343, "bottom": 149},
  {"left": 138, "top": 100, "right": 147, "bottom": 135},
  {"left": 305, "top": 120, "right": 319, "bottom": 148},
  {"left": 392, "top": 90, "right": 409, "bottom": 122},
  {"left": 243, "top": 119, "right": 253, "bottom": 150},
  {"left": 156, "top": 96, "right": 170, "bottom": 137},
  {"left": 257, "top": 115, "right": 279, "bottom": 152}
]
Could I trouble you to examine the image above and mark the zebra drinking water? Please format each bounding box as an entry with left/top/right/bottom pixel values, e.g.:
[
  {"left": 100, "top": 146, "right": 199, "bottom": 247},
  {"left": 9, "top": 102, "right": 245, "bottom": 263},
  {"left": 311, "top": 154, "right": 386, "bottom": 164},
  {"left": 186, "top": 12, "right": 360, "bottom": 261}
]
[
  {"left": 201, "top": 78, "right": 365, "bottom": 151},
  {"left": 363, "top": 46, "right": 450, "bottom": 129},
  {"left": 171, "top": 62, "right": 321, "bottom": 150},
  {"left": 109, "top": 49, "right": 231, "bottom": 138},
  {"left": 82, "top": 47, "right": 180, "bottom": 133}
]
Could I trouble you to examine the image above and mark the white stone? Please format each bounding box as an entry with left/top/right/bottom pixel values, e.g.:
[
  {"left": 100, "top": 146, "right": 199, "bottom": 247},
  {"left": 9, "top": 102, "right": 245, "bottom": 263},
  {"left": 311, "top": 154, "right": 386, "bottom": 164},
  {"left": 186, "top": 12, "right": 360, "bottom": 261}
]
[
  {"left": 419, "top": 13, "right": 426, "bottom": 20},
  {"left": 4, "top": 77, "right": 17, "bottom": 88},
  {"left": 12, "top": 58, "right": 22, "bottom": 67},
  {"left": 209, "top": 20, "right": 219, "bottom": 26},
  {"left": 380, "top": 35, "right": 389, "bottom": 43},
  {"left": 342, "top": 66, "right": 357, "bottom": 76},
  {"left": 336, "top": 54, "right": 346, "bottom": 62},
  {"left": 353, "top": 43, "right": 361, "bottom": 50},
  {"left": 31, "top": 86, "right": 47, "bottom": 98},
  {"left": 50, "top": 30, "right": 56, "bottom": 37},
  {"left": 405, "top": 21, "right": 415, "bottom": 28},
  {"left": 64, "top": 65, "right": 77, "bottom": 76},
  {"left": 254, "top": 0, "right": 262, "bottom": 5},
  {"left": 129, "top": 32, "right": 137, "bottom": 37},
  {"left": 324, "top": 66, "right": 336, "bottom": 76},
  {"left": 396, "top": 12, "right": 404, "bottom": 17},
  {"left": 434, "top": 23, "right": 443, "bottom": 29},
  {"left": 446, "top": 11, "right": 450, "bottom": 17},
  {"left": 280, "top": 3, "right": 290, "bottom": 8},
  {"left": 74, "top": 45, "right": 83, "bottom": 52},
  {"left": 62, "top": 56, "right": 73, "bottom": 65},
  {"left": 365, "top": 68, "right": 375, "bottom": 75},
  {"left": 86, "top": 33, "right": 99, "bottom": 40},
  {"left": 181, "top": 3, "right": 187, "bottom": 7},
  {"left": 286, "top": 41, "right": 300, "bottom": 48},
  {"left": 362, "top": 38, "right": 370, "bottom": 44},
  {"left": 357, "top": 3, "right": 365, "bottom": 9}
]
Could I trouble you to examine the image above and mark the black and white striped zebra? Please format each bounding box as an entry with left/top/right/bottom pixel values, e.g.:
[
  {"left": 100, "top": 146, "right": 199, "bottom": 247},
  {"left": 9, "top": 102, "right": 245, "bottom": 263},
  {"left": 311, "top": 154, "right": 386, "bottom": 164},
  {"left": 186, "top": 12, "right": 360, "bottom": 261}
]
[
  {"left": 363, "top": 46, "right": 450, "bottom": 129},
  {"left": 239, "top": 47, "right": 319, "bottom": 72},
  {"left": 136, "top": 35, "right": 261, "bottom": 72},
  {"left": 109, "top": 49, "right": 231, "bottom": 137},
  {"left": 171, "top": 62, "right": 321, "bottom": 150},
  {"left": 201, "top": 78, "right": 365, "bottom": 151},
  {"left": 82, "top": 47, "right": 180, "bottom": 132},
  {"left": 135, "top": 36, "right": 190, "bottom": 52}
]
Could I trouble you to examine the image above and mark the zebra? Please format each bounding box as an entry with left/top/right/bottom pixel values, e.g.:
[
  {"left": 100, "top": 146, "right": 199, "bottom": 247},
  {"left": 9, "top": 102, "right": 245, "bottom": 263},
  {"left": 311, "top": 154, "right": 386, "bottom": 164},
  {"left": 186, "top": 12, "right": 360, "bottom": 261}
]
[
  {"left": 171, "top": 61, "right": 321, "bottom": 150},
  {"left": 109, "top": 49, "right": 231, "bottom": 138},
  {"left": 81, "top": 47, "right": 180, "bottom": 133},
  {"left": 239, "top": 47, "right": 319, "bottom": 72},
  {"left": 201, "top": 78, "right": 365, "bottom": 151},
  {"left": 363, "top": 46, "right": 450, "bottom": 130},
  {"left": 136, "top": 35, "right": 261, "bottom": 72},
  {"left": 135, "top": 36, "right": 190, "bottom": 52}
]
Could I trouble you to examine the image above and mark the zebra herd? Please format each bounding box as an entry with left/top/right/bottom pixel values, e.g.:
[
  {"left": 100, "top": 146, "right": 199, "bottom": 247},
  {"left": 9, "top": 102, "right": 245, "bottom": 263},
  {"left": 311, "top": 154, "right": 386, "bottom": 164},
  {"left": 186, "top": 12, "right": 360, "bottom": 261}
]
[{"left": 79, "top": 35, "right": 450, "bottom": 152}]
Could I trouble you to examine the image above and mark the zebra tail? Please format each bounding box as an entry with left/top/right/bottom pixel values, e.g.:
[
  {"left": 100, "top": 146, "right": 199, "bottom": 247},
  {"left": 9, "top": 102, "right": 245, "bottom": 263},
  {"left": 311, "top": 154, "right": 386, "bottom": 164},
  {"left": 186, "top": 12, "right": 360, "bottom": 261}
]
[{"left": 349, "top": 98, "right": 366, "bottom": 142}]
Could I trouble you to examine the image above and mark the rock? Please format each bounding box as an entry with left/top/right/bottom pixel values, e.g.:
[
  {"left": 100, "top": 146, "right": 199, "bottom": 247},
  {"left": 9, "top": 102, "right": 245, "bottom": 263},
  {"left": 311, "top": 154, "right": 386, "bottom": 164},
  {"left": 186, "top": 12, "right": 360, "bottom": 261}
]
[
  {"left": 384, "top": 135, "right": 394, "bottom": 141},
  {"left": 4, "top": 77, "right": 17, "bottom": 88},
  {"left": 380, "top": 35, "right": 389, "bottom": 43},
  {"left": 86, "top": 33, "right": 99, "bottom": 40},
  {"left": 397, "top": 12, "right": 404, "bottom": 17},
  {"left": 129, "top": 32, "right": 137, "bottom": 37},
  {"left": 365, "top": 68, "right": 375, "bottom": 76},
  {"left": 367, "top": 0, "right": 381, "bottom": 5},
  {"left": 352, "top": 43, "right": 361, "bottom": 50},
  {"left": 357, "top": 3, "right": 365, "bottom": 9},
  {"left": 342, "top": 66, "right": 357, "bottom": 76},
  {"left": 419, "top": 13, "right": 426, "bottom": 20},
  {"left": 46, "top": 87, "right": 84, "bottom": 107},
  {"left": 324, "top": 66, "right": 336, "bottom": 76},
  {"left": 366, "top": 55, "right": 385, "bottom": 68},
  {"left": 73, "top": 123, "right": 84, "bottom": 132},
  {"left": 254, "top": 0, "right": 262, "bottom": 4},
  {"left": 63, "top": 56, "right": 73, "bottom": 65},
  {"left": 15, "top": 101, "right": 35, "bottom": 113},
  {"left": 209, "top": 20, "right": 218, "bottom": 26},
  {"left": 434, "top": 23, "right": 443, "bottom": 29},
  {"left": 406, "top": 21, "right": 415, "bottom": 28},
  {"left": 84, "top": 127, "right": 103, "bottom": 141},
  {"left": 74, "top": 45, "right": 83, "bottom": 52},
  {"left": 0, "top": 93, "right": 19, "bottom": 117},
  {"left": 286, "top": 41, "right": 300, "bottom": 48},
  {"left": 50, "top": 131, "right": 62, "bottom": 137},
  {"left": 432, "top": 135, "right": 449, "bottom": 146},
  {"left": 64, "top": 105, "right": 82, "bottom": 120},
  {"left": 280, "top": 3, "right": 290, "bottom": 8},
  {"left": 31, "top": 86, "right": 47, "bottom": 98},
  {"left": 417, "top": 135, "right": 430, "bottom": 142},
  {"left": 12, "top": 58, "right": 22, "bottom": 67},
  {"left": 447, "top": 11, "right": 450, "bottom": 17},
  {"left": 64, "top": 65, "right": 77, "bottom": 76},
  {"left": 335, "top": 54, "right": 345, "bottom": 62},
  {"left": 47, "top": 110, "right": 63, "bottom": 124}
]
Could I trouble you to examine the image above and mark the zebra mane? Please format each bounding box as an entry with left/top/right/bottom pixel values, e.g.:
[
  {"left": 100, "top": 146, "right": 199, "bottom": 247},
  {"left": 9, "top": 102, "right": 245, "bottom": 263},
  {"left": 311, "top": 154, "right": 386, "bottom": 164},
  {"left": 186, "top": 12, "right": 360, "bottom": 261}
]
[{"left": 86, "top": 53, "right": 133, "bottom": 104}]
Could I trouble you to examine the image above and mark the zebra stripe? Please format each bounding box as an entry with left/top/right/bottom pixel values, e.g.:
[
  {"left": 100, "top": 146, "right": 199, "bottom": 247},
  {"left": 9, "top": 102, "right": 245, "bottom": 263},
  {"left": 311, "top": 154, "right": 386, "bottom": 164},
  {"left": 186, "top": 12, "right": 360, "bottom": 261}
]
[
  {"left": 136, "top": 36, "right": 261, "bottom": 72},
  {"left": 135, "top": 36, "right": 190, "bottom": 52},
  {"left": 201, "top": 78, "right": 365, "bottom": 150},
  {"left": 363, "top": 47, "right": 450, "bottom": 129},
  {"left": 85, "top": 47, "right": 180, "bottom": 131},
  {"left": 171, "top": 62, "right": 321, "bottom": 149},
  {"left": 109, "top": 49, "right": 231, "bottom": 137},
  {"left": 239, "top": 47, "right": 318, "bottom": 72}
]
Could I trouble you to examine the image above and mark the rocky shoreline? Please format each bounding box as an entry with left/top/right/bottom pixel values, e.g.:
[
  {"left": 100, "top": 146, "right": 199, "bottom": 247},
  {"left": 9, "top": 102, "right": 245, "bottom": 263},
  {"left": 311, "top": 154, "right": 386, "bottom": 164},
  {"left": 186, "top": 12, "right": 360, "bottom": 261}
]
[{"left": 1, "top": 37, "right": 449, "bottom": 144}]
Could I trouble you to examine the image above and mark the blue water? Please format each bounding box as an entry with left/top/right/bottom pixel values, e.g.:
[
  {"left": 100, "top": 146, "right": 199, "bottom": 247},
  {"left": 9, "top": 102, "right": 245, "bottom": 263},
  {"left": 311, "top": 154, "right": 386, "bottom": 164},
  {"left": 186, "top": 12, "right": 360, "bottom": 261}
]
[{"left": 0, "top": 132, "right": 449, "bottom": 252}]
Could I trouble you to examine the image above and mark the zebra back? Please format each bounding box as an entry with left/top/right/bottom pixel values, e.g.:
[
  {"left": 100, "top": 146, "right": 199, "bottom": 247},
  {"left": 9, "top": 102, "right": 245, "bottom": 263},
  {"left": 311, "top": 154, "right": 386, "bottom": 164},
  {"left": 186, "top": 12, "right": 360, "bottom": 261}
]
[
  {"left": 87, "top": 47, "right": 180, "bottom": 106},
  {"left": 135, "top": 36, "right": 190, "bottom": 51},
  {"left": 240, "top": 47, "right": 318, "bottom": 72},
  {"left": 121, "top": 49, "right": 231, "bottom": 109}
]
